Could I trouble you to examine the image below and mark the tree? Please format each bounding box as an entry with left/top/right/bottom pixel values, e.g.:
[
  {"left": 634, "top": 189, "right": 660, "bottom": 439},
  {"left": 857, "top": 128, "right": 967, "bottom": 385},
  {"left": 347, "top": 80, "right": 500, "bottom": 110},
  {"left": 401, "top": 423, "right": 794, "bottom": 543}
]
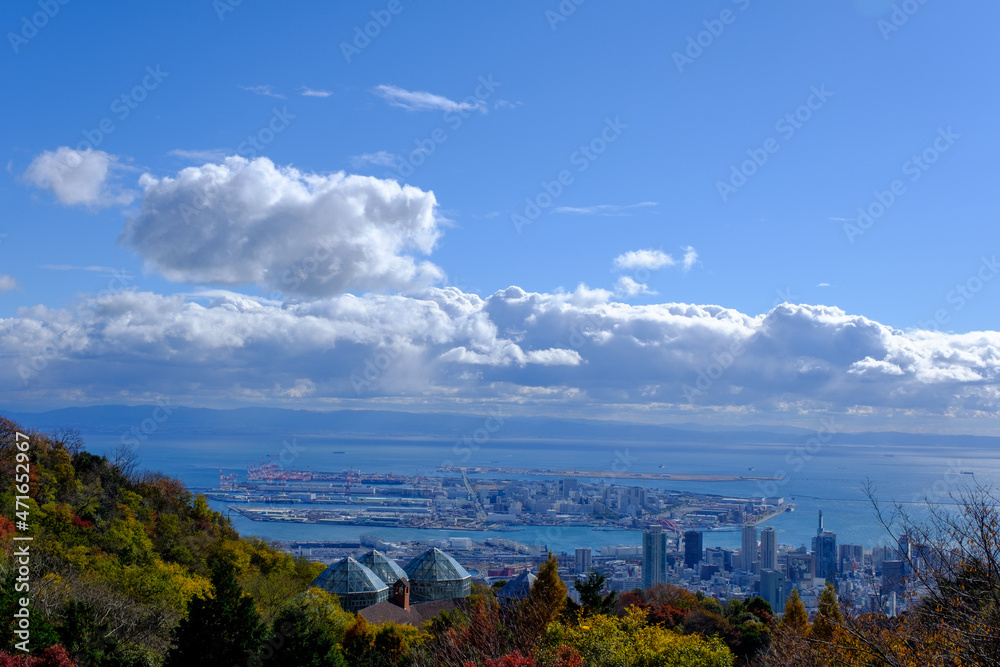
[
  {"left": 163, "top": 561, "right": 265, "bottom": 667},
  {"left": 809, "top": 582, "right": 842, "bottom": 643},
  {"left": 777, "top": 590, "right": 809, "bottom": 635},
  {"left": 573, "top": 572, "right": 617, "bottom": 617},
  {"left": 518, "top": 553, "right": 567, "bottom": 654}
]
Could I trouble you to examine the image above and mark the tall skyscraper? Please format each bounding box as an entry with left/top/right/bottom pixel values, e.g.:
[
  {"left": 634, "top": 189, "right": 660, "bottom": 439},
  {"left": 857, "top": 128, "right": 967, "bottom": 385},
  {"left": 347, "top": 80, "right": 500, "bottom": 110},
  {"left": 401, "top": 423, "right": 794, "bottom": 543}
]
[
  {"left": 817, "top": 509, "right": 824, "bottom": 535},
  {"left": 812, "top": 531, "right": 838, "bottom": 580},
  {"left": 683, "top": 530, "right": 703, "bottom": 569},
  {"left": 575, "top": 547, "right": 592, "bottom": 575},
  {"left": 642, "top": 525, "right": 667, "bottom": 588},
  {"left": 760, "top": 527, "right": 778, "bottom": 571},
  {"left": 760, "top": 569, "right": 786, "bottom": 613},
  {"left": 741, "top": 524, "right": 758, "bottom": 572}
]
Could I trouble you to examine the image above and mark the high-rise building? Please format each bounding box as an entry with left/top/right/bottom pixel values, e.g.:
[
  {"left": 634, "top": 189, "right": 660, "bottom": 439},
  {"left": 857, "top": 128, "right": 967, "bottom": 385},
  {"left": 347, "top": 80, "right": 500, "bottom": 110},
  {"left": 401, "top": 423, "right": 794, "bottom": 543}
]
[
  {"left": 817, "top": 509, "right": 824, "bottom": 535},
  {"left": 683, "top": 530, "right": 703, "bottom": 569},
  {"left": 575, "top": 547, "right": 592, "bottom": 575},
  {"left": 838, "top": 544, "right": 864, "bottom": 573},
  {"left": 741, "top": 525, "right": 758, "bottom": 572},
  {"left": 642, "top": 525, "right": 667, "bottom": 589},
  {"left": 760, "top": 569, "right": 786, "bottom": 614},
  {"left": 760, "top": 527, "right": 778, "bottom": 571},
  {"left": 786, "top": 552, "right": 815, "bottom": 583},
  {"left": 812, "top": 531, "right": 838, "bottom": 580},
  {"left": 882, "top": 560, "right": 905, "bottom": 595}
]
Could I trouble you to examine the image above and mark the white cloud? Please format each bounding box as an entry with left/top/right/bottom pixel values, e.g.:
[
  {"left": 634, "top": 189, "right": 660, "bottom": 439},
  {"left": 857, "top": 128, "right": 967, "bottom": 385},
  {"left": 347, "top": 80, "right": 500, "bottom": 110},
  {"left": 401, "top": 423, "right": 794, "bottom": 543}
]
[
  {"left": 241, "top": 85, "right": 286, "bottom": 99},
  {"left": 350, "top": 151, "right": 399, "bottom": 169},
  {"left": 374, "top": 84, "right": 486, "bottom": 114},
  {"left": 614, "top": 249, "right": 676, "bottom": 271},
  {"left": 681, "top": 246, "right": 698, "bottom": 271},
  {"left": 24, "top": 147, "right": 133, "bottom": 207},
  {"left": 817, "top": 282, "right": 831, "bottom": 287},
  {"left": 169, "top": 148, "right": 231, "bottom": 163},
  {"left": 301, "top": 87, "right": 332, "bottom": 98},
  {"left": 553, "top": 202, "right": 657, "bottom": 216},
  {"left": 121, "top": 156, "right": 444, "bottom": 296},
  {"left": 615, "top": 276, "right": 655, "bottom": 297},
  {"left": 1, "top": 288, "right": 1000, "bottom": 424},
  {"left": 0, "top": 275, "right": 19, "bottom": 292}
]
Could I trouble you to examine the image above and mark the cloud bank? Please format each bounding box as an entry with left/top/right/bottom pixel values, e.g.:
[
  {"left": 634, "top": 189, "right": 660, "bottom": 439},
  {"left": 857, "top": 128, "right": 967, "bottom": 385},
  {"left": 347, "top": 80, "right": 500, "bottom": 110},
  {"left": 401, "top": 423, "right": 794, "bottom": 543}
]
[{"left": 2, "top": 284, "right": 999, "bottom": 428}]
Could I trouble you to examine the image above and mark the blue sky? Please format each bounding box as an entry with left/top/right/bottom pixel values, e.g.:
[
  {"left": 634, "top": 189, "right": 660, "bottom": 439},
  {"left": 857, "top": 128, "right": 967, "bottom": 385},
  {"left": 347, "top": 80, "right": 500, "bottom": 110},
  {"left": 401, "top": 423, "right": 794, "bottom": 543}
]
[{"left": 1, "top": 1, "right": 998, "bottom": 431}]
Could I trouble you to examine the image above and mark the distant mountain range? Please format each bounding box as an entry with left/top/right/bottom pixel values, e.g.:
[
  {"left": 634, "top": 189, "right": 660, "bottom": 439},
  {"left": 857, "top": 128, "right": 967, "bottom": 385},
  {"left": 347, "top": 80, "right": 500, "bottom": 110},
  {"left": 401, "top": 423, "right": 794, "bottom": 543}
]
[{"left": 3, "top": 404, "right": 997, "bottom": 449}]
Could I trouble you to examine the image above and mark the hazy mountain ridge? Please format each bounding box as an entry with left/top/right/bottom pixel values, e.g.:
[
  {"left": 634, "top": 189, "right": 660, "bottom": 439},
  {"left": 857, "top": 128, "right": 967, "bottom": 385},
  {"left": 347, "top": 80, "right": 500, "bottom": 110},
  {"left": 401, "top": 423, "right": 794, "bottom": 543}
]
[{"left": 3, "top": 405, "right": 996, "bottom": 449}]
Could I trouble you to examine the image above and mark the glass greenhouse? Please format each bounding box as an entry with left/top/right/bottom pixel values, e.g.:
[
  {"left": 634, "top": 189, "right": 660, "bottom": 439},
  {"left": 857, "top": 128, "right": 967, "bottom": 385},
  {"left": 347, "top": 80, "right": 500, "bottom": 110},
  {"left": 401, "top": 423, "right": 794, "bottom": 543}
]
[
  {"left": 404, "top": 547, "right": 473, "bottom": 602},
  {"left": 496, "top": 569, "right": 536, "bottom": 601},
  {"left": 310, "top": 557, "right": 389, "bottom": 612},
  {"left": 358, "top": 549, "right": 408, "bottom": 586}
]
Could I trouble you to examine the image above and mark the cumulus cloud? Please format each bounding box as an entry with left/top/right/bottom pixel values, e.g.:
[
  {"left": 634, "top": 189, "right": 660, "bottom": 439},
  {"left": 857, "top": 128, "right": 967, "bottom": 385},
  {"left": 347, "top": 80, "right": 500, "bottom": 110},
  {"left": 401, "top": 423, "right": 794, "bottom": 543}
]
[
  {"left": 24, "top": 147, "right": 133, "bottom": 207},
  {"left": 2, "top": 287, "right": 999, "bottom": 426},
  {"left": 614, "top": 247, "right": 698, "bottom": 273},
  {"left": 121, "top": 156, "right": 445, "bottom": 296},
  {"left": 615, "top": 276, "right": 655, "bottom": 297},
  {"left": 0, "top": 275, "right": 19, "bottom": 292},
  {"left": 374, "top": 84, "right": 486, "bottom": 114},
  {"left": 614, "top": 249, "right": 676, "bottom": 271}
]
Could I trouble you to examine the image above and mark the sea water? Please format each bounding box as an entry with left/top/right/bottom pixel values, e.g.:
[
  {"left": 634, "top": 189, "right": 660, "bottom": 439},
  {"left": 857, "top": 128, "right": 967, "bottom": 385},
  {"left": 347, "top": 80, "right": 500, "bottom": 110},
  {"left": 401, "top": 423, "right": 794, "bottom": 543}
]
[{"left": 80, "top": 431, "right": 1000, "bottom": 553}]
